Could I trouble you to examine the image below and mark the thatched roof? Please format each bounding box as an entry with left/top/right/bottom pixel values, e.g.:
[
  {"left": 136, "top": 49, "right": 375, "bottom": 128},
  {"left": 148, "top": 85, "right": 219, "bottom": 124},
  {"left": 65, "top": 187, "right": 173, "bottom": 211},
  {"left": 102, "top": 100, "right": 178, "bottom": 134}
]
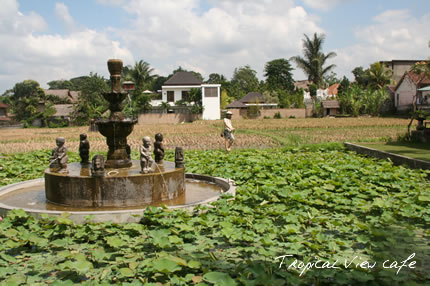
[
  {"left": 322, "top": 100, "right": 340, "bottom": 109},
  {"left": 53, "top": 104, "right": 73, "bottom": 117},
  {"left": 226, "top": 100, "right": 246, "bottom": 108}
]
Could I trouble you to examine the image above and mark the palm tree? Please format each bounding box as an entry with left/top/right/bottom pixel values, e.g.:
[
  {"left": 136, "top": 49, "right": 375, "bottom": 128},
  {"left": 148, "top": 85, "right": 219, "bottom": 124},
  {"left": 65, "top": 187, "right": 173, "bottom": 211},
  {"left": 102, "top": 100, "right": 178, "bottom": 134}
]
[
  {"left": 291, "top": 33, "right": 337, "bottom": 87},
  {"left": 123, "top": 60, "right": 156, "bottom": 91},
  {"left": 367, "top": 62, "right": 392, "bottom": 89}
]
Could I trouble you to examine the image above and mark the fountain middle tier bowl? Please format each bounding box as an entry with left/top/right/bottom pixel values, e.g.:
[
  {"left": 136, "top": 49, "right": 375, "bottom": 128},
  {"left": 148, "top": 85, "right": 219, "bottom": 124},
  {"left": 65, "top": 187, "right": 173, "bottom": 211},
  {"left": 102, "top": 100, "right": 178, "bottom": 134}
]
[
  {"left": 96, "top": 118, "right": 137, "bottom": 138},
  {"left": 45, "top": 161, "right": 184, "bottom": 208},
  {"left": 102, "top": 92, "right": 127, "bottom": 106}
]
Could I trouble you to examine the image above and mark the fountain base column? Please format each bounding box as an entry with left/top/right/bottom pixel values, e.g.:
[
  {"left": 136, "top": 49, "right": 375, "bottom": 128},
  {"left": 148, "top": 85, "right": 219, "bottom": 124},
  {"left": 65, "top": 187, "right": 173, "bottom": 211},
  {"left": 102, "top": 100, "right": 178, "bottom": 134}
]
[{"left": 105, "top": 136, "right": 132, "bottom": 168}]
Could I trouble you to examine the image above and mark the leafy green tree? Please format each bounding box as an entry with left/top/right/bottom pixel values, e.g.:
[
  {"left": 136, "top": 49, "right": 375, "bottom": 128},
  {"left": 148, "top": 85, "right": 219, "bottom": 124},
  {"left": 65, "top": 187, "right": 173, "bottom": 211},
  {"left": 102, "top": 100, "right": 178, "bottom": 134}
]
[
  {"left": 337, "top": 76, "right": 350, "bottom": 96},
  {"left": 361, "top": 88, "right": 388, "bottom": 116},
  {"left": 291, "top": 33, "right": 337, "bottom": 87},
  {"left": 220, "top": 89, "right": 232, "bottom": 109},
  {"left": 338, "top": 84, "right": 363, "bottom": 116},
  {"left": 411, "top": 59, "right": 430, "bottom": 78},
  {"left": 47, "top": 80, "right": 75, "bottom": 90},
  {"left": 262, "top": 91, "right": 280, "bottom": 105},
  {"left": 206, "top": 73, "right": 227, "bottom": 84},
  {"left": 151, "top": 76, "right": 167, "bottom": 92},
  {"left": 352, "top": 66, "right": 369, "bottom": 88},
  {"left": 10, "top": 80, "right": 46, "bottom": 123},
  {"left": 264, "top": 58, "right": 295, "bottom": 92},
  {"left": 231, "top": 65, "right": 259, "bottom": 99},
  {"left": 0, "top": 89, "right": 13, "bottom": 105},
  {"left": 308, "top": 83, "right": 318, "bottom": 98},
  {"left": 323, "top": 71, "right": 340, "bottom": 87},
  {"left": 367, "top": 62, "right": 392, "bottom": 89},
  {"left": 123, "top": 60, "right": 156, "bottom": 92},
  {"left": 160, "top": 101, "right": 171, "bottom": 113},
  {"left": 71, "top": 73, "right": 109, "bottom": 125}
]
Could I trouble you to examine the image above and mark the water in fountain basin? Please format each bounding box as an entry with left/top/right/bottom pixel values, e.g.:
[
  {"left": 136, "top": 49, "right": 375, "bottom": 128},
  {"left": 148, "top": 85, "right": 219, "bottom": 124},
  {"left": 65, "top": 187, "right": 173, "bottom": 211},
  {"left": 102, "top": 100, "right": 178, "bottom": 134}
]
[{"left": 0, "top": 179, "right": 222, "bottom": 211}]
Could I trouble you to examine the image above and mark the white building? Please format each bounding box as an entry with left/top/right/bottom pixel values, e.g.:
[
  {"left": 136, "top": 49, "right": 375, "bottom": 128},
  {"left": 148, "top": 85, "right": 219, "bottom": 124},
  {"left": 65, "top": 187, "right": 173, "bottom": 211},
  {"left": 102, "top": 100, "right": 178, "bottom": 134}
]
[{"left": 158, "top": 71, "right": 221, "bottom": 120}]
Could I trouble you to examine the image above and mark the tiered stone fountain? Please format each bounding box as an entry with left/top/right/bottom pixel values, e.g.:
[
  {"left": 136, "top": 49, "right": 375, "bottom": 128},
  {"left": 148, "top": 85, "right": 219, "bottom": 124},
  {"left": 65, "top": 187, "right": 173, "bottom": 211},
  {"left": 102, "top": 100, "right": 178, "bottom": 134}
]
[{"left": 0, "top": 59, "right": 235, "bottom": 222}]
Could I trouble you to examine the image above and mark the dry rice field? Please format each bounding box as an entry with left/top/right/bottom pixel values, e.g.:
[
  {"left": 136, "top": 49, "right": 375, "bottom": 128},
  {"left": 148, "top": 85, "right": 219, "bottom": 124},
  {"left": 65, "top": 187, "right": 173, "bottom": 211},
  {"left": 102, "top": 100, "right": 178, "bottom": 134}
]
[{"left": 0, "top": 117, "right": 411, "bottom": 154}]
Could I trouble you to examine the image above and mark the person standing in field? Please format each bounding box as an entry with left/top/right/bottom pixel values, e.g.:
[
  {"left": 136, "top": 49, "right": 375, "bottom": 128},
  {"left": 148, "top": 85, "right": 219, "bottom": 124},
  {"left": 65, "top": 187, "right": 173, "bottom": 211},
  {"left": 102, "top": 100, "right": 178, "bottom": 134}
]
[{"left": 223, "top": 111, "right": 235, "bottom": 152}]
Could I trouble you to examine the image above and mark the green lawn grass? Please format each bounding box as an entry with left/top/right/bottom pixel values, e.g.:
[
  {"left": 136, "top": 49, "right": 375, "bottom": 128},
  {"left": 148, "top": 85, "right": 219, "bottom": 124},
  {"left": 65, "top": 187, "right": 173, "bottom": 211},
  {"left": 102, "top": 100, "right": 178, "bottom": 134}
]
[{"left": 359, "top": 142, "right": 430, "bottom": 162}]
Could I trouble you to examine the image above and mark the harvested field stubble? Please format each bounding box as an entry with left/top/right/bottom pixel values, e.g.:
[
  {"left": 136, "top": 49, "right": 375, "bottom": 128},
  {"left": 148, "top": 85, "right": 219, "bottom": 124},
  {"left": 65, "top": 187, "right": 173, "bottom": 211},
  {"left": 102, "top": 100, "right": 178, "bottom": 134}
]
[
  {"left": 232, "top": 117, "right": 410, "bottom": 130},
  {"left": 0, "top": 117, "right": 411, "bottom": 154}
]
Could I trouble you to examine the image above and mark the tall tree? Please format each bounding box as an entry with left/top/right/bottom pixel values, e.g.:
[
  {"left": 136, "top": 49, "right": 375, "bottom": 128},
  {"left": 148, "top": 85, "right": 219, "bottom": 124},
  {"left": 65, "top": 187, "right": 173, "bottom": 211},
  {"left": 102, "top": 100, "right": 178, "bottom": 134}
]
[
  {"left": 264, "top": 58, "right": 295, "bottom": 92},
  {"left": 47, "top": 80, "right": 75, "bottom": 90},
  {"left": 230, "top": 65, "right": 259, "bottom": 99},
  {"left": 352, "top": 66, "right": 369, "bottom": 87},
  {"left": 71, "top": 73, "right": 109, "bottom": 125},
  {"left": 206, "top": 73, "right": 227, "bottom": 84},
  {"left": 367, "top": 62, "right": 392, "bottom": 89},
  {"left": 123, "top": 60, "right": 156, "bottom": 91},
  {"left": 291, "top": 33, "right": 337, "bottom": 87},
  {"left": 10, "top": 80, "right": 46, "bottom": 122},
  {"left": 151, "top": 76, "right": 167, "bottom": 92}
]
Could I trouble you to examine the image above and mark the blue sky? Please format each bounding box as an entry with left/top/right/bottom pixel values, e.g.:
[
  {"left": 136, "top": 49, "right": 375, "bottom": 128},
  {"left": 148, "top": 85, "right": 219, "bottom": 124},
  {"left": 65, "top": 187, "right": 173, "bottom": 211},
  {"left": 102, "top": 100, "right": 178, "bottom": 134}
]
[{"left": 1, "top": 0, "right": 429, "bottom": 93}]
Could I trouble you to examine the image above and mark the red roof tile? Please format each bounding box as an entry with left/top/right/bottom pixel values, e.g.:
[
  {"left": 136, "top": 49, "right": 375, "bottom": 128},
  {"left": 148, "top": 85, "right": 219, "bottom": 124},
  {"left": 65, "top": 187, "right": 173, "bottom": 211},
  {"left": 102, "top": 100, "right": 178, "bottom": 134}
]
[{"left": 327, "top": 83, "right": 340, "bottom": 96}]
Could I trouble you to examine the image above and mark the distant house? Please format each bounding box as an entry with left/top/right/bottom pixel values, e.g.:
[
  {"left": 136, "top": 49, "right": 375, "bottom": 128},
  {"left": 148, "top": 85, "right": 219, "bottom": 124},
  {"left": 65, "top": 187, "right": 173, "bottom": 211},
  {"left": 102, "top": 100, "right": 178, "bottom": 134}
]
[
  {"left": 294, "top": 80, "right": 311, "bottom": 90},
  {"left": 226, "top": 92, "right": 278, "bottom": 117},
  {"left": 327, "top": 83, "right": 339, "bottom": 97},
  {"left": 380, "top": 60, "right": 426, "bottom": 83},
  {"left": 227, "top": 92, "right": 277, "bottom": 109},
  {"left": 322, "top": 100, "right": 340, "bottom": 116},
  {"left": 393, "top": 71, "right": 430, "bottom": 111},
  {"left": 159, "top": 71, "right": 221, "bottom": 120},
  {"left": 44, "top": 89, "right": 79, "bottom": 103},
  {"left": 53, "top": 104, "right": 73, "bottom": 119}
]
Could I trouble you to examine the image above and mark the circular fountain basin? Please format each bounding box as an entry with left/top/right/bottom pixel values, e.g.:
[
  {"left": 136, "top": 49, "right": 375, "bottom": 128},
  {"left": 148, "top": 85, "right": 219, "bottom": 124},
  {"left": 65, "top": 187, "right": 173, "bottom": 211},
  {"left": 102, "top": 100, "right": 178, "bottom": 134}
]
[
  {"left": 0, "top": 174, "right": 235, "bottom": 223},
  {"left": 45, "top": 161, "right": 185, "bottom": 208}
]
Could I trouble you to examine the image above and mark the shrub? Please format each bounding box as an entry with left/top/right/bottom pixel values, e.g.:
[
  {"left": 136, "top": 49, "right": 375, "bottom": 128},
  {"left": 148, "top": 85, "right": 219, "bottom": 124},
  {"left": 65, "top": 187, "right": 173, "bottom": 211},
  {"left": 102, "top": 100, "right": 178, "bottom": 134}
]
[{"left": 274, "top": 112, "right": 282, "bottom": 119}]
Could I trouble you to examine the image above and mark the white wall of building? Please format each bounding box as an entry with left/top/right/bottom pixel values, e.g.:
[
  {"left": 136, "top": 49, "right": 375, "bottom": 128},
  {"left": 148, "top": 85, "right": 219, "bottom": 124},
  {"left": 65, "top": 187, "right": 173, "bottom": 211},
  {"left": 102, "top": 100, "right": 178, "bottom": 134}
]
[
  {"left": 201, "top": 84, "right": 221, "bottom": 120},
  {"left": 159, "top": 84, "right": 221, "bottom": 120},
  {"left": 395, "top": 77, "right": 416, "bottom": 110},
  {"left": 161, "top": 86, "right": 195, "bottom": 103}
]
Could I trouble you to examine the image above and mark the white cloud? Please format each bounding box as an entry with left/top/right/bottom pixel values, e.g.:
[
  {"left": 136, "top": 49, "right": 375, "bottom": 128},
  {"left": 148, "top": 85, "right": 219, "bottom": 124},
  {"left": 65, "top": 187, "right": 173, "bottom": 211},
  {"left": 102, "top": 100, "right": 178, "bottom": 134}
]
[
  {"left": 301, "top": 0, "right": 351, "bottom": 11},
  {"left": 55, "top": 2, "right": 77, "bottom": 32},
  {"left": 0, "top": 0, "right": 133, "bottom": 93},
  {"left": 333, "top": 9, "right": 430, "bottom": 80},
  {"left": 106, "top": 0, "right": 323, "bottom": 80}
]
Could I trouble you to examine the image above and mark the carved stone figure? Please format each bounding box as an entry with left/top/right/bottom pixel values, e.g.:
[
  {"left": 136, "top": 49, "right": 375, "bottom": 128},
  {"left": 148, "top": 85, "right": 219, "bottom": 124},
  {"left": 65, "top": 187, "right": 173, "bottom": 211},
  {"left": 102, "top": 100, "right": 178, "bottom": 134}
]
[
  {"left": 49, "top": 137, "right": 68, "bottom": 173},
  {"left": 140, "top": 136, "right": 154, "bottom": 174},
  {"left": 91, "top": 155, "right": 105, "bottom": 177},
  {"left": 175, "top": 147, "right": 185, "bottom": 168},
  {"left": 89, "top": 119, "right": 98, "bottom": 132},
  {"left": 79, "top": 133, "right": 90, "bottom": 164},
  {"left": 154, "top": 133, "right": 165, "bottom": 164}
]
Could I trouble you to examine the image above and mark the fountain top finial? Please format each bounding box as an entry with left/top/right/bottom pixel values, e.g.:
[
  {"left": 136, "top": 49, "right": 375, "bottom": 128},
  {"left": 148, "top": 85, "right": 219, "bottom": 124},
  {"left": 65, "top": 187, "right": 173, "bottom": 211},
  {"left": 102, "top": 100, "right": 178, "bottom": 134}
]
[
  {"left": 107, "top": 59, "right": 123, "bottom": 77},
  {"left": 107, "top": 59, "right": 123, "bottom": 93}
]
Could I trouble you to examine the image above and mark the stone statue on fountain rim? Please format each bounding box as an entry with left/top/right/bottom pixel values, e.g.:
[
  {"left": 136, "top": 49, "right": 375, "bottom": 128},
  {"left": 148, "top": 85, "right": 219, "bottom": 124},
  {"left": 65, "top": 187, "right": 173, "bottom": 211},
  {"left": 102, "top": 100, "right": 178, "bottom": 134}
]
[
  {"left": 175, "top": 146, "right": 185, "bottom": 169},
  {"left": 91, "top": 154, "right": 105, "bottom": 177},
  {"left": 154, "top": 133, "right": 165, "bottom": 164},
  {"left": 140, "top": 136, "right": 154, "bottom": 174},
  {"left": 79, "top": 133, "right": 90, "bottom": 165},
  {"left": 49, "top": 137, "right": 68, "bottom": 173}
]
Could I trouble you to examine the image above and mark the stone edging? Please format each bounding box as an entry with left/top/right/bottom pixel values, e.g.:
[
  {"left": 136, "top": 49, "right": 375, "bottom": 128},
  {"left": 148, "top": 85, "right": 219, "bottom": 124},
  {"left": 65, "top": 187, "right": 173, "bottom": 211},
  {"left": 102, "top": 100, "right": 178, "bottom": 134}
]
[{"left": 344, "top": 142, "right": 430, "bottom": 171}]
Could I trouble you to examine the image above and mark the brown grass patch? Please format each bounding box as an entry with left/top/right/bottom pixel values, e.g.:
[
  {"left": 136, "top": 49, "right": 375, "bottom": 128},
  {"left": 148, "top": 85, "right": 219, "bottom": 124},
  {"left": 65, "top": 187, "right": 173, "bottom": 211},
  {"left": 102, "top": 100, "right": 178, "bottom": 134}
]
[{"left": 0, "top": 117, "right": 411, "bottom": 154}]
